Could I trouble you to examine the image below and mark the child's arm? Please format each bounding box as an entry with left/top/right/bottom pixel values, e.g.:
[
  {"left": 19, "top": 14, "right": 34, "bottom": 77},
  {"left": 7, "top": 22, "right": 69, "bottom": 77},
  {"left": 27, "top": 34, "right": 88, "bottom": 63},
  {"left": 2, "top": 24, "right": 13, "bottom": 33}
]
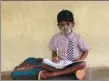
[
  {"left": 79, "top": 51, "right": 88, "bottom": 60},
  {"left": 75, "top": 51, "right": 88, "bottom": 61},
  {"left": 76, "top": 35, "right": 88, "bottom": 61}
]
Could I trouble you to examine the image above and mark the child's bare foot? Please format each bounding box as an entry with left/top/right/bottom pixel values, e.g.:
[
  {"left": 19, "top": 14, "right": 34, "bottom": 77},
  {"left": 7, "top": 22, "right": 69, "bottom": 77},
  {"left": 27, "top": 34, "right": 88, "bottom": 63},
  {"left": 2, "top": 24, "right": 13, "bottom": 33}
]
[
  {"left": 38, "top": 70, "right": 47, "bottom": 80},
  {"left": 38, "top": 70, "right": 57, "bottom": 80}
]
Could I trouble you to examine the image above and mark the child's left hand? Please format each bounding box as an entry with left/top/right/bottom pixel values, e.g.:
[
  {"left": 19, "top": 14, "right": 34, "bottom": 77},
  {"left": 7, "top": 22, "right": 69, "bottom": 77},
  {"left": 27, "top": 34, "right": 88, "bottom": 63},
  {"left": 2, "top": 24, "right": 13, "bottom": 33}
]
[{"left": 74, "top": 57, "right": 80, "bottom": 61}]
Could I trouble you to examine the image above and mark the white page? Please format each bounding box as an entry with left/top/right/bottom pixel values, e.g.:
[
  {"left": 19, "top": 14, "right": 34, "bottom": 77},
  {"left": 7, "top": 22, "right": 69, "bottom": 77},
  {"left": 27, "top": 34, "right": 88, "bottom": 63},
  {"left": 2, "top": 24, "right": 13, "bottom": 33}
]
[{"left": 43, "top": 58, "right": 86, "bottom": 69}]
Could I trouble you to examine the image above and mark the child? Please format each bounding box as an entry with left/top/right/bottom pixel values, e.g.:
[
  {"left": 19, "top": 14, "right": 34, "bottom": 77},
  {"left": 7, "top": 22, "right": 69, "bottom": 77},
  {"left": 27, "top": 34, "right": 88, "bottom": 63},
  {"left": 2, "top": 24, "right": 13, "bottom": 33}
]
[
  {"left": 38, "top": 9, "right": 88, "bottom": 79},
  {"left": 12, "top": 10, "right": 88, "bottom": 80}
]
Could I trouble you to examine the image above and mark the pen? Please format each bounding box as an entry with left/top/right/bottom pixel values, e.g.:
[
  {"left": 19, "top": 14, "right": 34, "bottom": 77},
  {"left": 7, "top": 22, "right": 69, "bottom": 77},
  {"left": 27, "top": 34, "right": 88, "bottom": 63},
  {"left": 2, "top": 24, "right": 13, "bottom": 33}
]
[{"left": 56, "top": 46, "right": 59, "bottom": 61}]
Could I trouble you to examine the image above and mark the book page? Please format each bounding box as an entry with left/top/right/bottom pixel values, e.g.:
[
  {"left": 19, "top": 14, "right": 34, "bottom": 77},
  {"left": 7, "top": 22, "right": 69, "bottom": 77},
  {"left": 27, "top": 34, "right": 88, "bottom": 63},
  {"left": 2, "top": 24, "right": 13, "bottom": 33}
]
[{"left": 43, "top": 58, "right": 86, "bottom": 69}]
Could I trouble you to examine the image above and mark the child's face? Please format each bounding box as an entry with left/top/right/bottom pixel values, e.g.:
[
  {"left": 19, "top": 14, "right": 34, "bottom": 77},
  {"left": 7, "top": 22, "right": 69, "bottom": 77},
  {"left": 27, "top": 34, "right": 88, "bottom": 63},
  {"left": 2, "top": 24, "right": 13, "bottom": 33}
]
[{"left": 58, "top": 21, "right": 74, "bottom": 35}]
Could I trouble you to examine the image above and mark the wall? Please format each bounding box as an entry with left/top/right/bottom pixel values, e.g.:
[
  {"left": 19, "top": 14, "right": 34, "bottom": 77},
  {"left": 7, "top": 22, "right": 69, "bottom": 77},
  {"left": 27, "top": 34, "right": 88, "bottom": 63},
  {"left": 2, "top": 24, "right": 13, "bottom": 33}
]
[{"left": 1, "top": 1, "right": 109, "bottom": 71}]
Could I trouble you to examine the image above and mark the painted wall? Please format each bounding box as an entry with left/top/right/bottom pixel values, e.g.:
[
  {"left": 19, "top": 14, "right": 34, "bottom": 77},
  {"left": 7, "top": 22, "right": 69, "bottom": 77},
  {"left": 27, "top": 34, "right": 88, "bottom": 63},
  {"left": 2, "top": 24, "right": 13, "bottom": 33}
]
[{"left": 1, "top": 1, "right": 109, "bottom": 71}]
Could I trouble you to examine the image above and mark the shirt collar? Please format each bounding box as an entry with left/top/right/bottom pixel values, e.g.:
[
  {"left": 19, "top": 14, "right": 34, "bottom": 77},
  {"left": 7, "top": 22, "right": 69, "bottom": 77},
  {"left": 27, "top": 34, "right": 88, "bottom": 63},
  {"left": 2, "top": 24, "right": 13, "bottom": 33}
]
[{"left": 67, "top": 31, "right": 74, "bottom": 40}]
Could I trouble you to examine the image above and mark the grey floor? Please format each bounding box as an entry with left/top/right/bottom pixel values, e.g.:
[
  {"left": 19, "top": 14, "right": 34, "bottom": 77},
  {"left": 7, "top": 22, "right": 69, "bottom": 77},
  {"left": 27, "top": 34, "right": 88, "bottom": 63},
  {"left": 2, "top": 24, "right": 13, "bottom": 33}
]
[{"left": 1, "top": 67, "right": 109, "bottom": 80}]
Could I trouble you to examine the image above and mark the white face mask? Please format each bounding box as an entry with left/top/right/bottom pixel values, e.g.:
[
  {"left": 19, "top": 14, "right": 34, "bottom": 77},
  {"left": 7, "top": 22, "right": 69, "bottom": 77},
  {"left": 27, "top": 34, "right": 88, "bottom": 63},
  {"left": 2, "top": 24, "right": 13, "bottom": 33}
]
[{"left": 60, "top": 25, "right": 73, "bottom": 35}]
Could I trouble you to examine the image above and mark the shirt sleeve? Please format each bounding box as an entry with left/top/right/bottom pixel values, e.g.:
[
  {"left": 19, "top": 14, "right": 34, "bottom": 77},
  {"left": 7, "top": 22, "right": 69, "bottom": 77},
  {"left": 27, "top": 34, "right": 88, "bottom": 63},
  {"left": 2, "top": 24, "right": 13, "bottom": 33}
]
[
  {"left": 78, "top": 36, "right": 88, "bottom": 52},
  {"left": 48, "top": 36, "right": 57, "bottom": 52}
]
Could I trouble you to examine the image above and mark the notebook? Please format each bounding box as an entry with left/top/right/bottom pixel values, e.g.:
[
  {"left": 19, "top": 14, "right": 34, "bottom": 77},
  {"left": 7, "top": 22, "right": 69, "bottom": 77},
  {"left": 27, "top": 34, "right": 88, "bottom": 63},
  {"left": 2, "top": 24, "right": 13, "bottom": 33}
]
[{"left": 43, "top": 58, "right": 86, "bottom": 69}]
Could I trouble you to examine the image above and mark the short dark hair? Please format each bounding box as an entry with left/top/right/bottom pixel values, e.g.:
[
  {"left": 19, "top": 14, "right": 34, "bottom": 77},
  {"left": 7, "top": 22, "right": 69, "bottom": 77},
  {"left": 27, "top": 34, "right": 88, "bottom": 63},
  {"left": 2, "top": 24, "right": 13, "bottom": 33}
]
[{"left": 57, "top": 10, "right": 74, "bottom": 24}]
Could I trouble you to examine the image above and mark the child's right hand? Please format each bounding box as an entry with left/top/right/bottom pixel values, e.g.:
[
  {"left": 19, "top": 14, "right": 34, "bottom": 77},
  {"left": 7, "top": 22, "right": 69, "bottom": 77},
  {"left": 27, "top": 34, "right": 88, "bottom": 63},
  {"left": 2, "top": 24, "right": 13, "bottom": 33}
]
[{"left": 52, "top": 57, "right": 59, "bottom": 63}]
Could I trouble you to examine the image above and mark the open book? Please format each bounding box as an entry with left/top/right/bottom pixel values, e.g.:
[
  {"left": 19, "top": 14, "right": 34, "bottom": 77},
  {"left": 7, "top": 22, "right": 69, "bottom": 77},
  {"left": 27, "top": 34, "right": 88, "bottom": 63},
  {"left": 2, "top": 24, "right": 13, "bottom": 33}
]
[{"left": 43, "top": 58, "right": 86, "bottom": 69}]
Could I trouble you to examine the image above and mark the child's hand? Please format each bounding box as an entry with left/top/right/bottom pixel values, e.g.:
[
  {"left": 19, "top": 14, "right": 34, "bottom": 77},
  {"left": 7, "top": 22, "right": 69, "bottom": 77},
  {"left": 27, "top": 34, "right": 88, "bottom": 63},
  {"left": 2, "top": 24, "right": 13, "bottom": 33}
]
[
  {"left": 52, "top": 57, "right": 59, "bottom": 63},
  {"left": 74, "top": 57, "right": 80, "bottom": 61}
]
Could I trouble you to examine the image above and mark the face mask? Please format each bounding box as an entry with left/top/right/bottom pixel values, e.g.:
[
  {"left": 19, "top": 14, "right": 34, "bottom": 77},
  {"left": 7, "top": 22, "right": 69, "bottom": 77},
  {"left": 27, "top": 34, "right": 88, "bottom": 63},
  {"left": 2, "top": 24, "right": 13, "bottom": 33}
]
[{"left": 60, "top": 25, "right": 72, "bottom": 35}]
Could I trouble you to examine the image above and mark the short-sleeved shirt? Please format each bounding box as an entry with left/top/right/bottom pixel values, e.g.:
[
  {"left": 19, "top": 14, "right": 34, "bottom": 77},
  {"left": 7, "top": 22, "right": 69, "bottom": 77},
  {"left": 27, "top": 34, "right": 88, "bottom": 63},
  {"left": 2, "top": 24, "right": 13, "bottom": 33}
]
[{"left": 48, "top": 32, "right": 88, "bottom": 61}]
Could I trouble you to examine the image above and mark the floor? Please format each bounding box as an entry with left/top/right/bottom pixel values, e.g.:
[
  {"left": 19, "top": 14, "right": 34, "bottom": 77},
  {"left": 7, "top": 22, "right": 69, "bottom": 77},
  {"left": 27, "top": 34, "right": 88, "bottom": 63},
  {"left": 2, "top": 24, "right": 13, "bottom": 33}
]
[{"left": 1, "top": 67, "right": 109, "bottom": 80}]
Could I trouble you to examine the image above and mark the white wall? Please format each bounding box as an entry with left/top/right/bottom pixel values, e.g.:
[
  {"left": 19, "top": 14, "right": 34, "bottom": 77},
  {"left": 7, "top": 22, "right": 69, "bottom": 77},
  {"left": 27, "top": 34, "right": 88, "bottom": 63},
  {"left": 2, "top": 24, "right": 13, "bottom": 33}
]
[{"left": 1, "top": 1, "right": 109, "bottom": 71}]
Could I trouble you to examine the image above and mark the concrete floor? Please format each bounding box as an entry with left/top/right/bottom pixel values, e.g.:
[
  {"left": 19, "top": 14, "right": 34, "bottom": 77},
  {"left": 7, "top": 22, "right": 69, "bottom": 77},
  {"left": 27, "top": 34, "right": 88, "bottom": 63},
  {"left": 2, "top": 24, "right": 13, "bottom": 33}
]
[{"left": 1, "top": 67, "right": 109, "bottom": 80}]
